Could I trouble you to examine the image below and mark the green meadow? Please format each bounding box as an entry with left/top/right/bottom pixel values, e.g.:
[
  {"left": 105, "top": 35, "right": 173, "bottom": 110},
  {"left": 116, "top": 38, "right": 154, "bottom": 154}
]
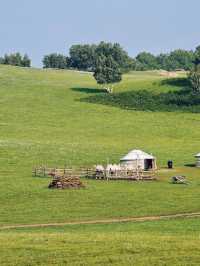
[
  {"left": 1, "top": 218, "right": 200, "bottom": 265},
  {"left": 0, "top": 65, "right": 200, "bottom": 265}
]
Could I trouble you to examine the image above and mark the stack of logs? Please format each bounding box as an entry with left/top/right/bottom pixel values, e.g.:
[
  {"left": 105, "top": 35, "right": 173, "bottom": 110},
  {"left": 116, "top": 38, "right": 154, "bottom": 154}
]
[{"left": 48, "top": 176, "right": 85, "bottom": 189}]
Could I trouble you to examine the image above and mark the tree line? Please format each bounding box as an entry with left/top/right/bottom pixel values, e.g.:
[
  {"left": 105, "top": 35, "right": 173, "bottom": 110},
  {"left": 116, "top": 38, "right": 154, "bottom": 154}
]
[
  {"left": 0, "top": 43, "right": 200, "bottom": 73},
  {"left": 0, "top": 42, "right": 200, "bottom": 94},
  {"left": 0, "top": 53, "right": 31, "bottom": 67},
  {"left": 42, "top": 42, "right": 134, "bottom": 73},
  {"left": 42, "top": 42, "right": 200, "bottom": 72}
]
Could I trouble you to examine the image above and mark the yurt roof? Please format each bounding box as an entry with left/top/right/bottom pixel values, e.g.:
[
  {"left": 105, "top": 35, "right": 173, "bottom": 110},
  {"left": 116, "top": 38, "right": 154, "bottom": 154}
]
[
  {"left": 120, "top": 150, "right": 155, "bottom": 161},
  {"left": 195, "top": 153, "right": 200, "bottom": 157}
]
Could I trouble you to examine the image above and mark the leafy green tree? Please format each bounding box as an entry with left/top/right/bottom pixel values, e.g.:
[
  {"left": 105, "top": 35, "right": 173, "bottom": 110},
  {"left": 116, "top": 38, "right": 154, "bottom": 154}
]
[
  {"left": 188, "top": 65, "right": 200, "bottom": 93},
  {"left": 94, "top": 55, "right": 122, "bottom": 91},
  {"left": 194, "top": 45, "right": 200, "bottom": 65},
  {"left": 69, "top": 42, "right": 133, "bottom": 73},
  {"left": 136, "top": 52, "right": 158, "bottom": 70},
  {"left": 69, "top": 44, "right": 96, "bottom": 71},
  {"left": 0, "top": 53, "right": 31, "bottom": 67},
  {"left": 136, "top": 50, "right": 195, "bottom": 71},
  {"left": 95, "top": 42, "right": 132, "bottom": 73},
  {"left": 156, "top": 53, "right": 170, "bottom": 70},
  {"left": 22, "top": 54, "right": 31, "bottom": 67},
  {"left": 0, "top": 57, "right": 4, "bottom": 64},
  {"left": 43, "top": 54, "right": 69, "bottom": 69},
  {"left": 189, "top": 48, "right": 200, "bottom": 93},
  {"left": 167, "top": 49, "right": 194, "bottom": 70}
]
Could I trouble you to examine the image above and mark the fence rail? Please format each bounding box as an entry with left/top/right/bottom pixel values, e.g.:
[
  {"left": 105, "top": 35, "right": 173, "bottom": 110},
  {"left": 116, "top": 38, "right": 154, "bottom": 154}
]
[
  {"left": 32, "top": 167, "right": 94, "bottom": 178},
  {"left": 33, "top": 166, "right": 157, "bottom": 181}
]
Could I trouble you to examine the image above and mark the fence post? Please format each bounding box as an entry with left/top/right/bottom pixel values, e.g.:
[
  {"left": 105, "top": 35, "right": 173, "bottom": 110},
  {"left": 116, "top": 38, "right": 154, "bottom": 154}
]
[{"left": 43, "top": 167, "right": 46, "bottom": 177}]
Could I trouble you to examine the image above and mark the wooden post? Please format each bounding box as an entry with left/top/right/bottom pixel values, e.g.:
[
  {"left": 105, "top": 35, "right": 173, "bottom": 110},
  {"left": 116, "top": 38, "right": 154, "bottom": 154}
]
[
  {"left": 106, "top": 158, "right": 109, "bottom": 181},
  {"left": 33, "top": 168, "right": 37, "bottom": 177}
]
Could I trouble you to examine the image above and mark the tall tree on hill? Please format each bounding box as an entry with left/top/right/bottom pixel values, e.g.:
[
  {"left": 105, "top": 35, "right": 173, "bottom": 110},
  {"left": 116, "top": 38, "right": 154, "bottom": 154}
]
[
  {"left": 94, "top": 55, "right": 122, "bottom": 92},
  {"left": 189, "top": 46, "right": 200, "bottom": 93},
  {"left": 188, "top": 65, "right": 200, "bottom": 93},
  {"left": 69, "top": 42, "right": 134, "bottom": 73},
  {"left": 95, "top": 42, "right": 133, "bottom": 73},
  {"left": 69, "top": 44, "right": 96, "bottom": 71}
]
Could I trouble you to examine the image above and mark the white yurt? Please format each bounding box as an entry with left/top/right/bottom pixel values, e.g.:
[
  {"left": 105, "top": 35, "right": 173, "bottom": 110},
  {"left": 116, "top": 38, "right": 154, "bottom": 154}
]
[
  {"left": 120, "top": 149, "right": 157, "bottom": 171},
  {"left": 195, "top": 153, "right": 200, "bottom": 167}
]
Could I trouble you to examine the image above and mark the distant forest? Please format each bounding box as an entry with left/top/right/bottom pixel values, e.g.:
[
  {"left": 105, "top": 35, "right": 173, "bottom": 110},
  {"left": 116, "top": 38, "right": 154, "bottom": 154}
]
[
  {"left": 0, "top": 42, "right": 200, "bottom": 72},
  {"left": 0, "top": 53, "right": 31, "bottom": 67},
  {"left": 42, "top": 42, "right": 200, "bottom": 72}
]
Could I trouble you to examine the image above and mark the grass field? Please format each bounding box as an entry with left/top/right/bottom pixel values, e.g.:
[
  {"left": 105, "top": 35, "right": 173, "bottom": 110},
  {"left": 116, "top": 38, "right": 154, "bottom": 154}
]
[
  {"left": 1, "top": 218, "right": 200, "bottom": 265},
  {"left": 0, "top": 65, "right": 200, "bottom": 265}
]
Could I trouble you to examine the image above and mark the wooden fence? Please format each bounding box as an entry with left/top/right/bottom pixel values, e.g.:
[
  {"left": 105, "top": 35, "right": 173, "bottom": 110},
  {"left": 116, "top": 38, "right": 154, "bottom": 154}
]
[
  {"left": 103, "top": 169, "right": 156, "bottom": 180},
  {"left": 32, "top": 167, "right": 94, "bottom": 178},
  {"left": 32, "top": 166, "right": 156, "bottom": 181}
]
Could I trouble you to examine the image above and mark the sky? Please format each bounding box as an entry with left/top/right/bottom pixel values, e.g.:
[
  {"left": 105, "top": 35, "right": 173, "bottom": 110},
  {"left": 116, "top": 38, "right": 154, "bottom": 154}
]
[{"left": 0, "top": 0, "right": 199, "bottom": 67}]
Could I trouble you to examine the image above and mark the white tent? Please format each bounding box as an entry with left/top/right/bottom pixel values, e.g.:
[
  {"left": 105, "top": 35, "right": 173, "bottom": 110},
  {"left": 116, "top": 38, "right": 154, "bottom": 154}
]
[
  {"left": 195, "top": 153, "right": 200, "bottom": 167},
  {"left": 120, "top": 149, "right": 156, "bottom": 170}
]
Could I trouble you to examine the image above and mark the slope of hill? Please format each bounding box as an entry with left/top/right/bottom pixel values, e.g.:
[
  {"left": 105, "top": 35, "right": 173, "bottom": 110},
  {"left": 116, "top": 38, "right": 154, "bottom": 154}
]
[
  {"left": 0, "top": 65, "right": 200, "bottom": 265},
  {"left": 0, "top": 65, "right": 200, "bottom": 226}
]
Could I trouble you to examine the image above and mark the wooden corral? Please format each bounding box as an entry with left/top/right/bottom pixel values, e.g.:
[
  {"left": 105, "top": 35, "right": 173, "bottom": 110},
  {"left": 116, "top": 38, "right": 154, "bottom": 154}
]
[
  {"left": 32, "top": 166, "right": 94, "bottom": 178},
  {"left": 94, "top": 169, "right": 156, "bottom": 181},
  {"left": 33, "top": 166, "right": 156, "bottom": 181}
]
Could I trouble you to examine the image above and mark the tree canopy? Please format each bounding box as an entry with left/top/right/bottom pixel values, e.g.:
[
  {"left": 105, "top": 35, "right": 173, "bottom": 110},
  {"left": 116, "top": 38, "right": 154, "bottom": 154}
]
[
  {"left": 93, "top": 55, "right": 122, "bottom": 86},
  {"left": 69, "top": 44, "right": 96, "bottom": 71},
  {"left": 0, "top": 53, "right": 31, "bottom": 67},
  {"left": 43, "top": 54, "right": 69, "bottom": 69},
  {"left": 188, "top": 47, "right": 200, "bottom": 93},
  {"left": 42, "top": 42, "right": 133, "bottom": 73},
  {"left": 41, "top": 42, "right": 200, "bottom": 72},
  {"left": 136, "top": 52, "right": 158, "bottom": 70}
]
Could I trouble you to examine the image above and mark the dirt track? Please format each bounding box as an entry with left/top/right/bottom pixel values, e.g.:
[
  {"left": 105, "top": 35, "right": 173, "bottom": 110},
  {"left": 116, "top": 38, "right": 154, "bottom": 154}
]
[{"left": 1, "top": 212, "right": 200, "bottom": 231}]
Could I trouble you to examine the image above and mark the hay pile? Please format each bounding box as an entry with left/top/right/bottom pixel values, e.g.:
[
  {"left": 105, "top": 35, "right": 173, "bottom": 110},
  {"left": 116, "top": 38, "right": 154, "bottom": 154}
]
[{"left": 48, "top": 176, "right": 85, "bottom": 189}]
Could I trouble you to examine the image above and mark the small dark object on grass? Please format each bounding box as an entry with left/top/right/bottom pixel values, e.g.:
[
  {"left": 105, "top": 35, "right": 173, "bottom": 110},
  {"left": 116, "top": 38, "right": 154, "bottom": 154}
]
[
  {"left": 168, "top": 160, "right": 173, "bottom": 169},
  {"left": 171, "top": 175, "right": 188, "bottom": 184}
]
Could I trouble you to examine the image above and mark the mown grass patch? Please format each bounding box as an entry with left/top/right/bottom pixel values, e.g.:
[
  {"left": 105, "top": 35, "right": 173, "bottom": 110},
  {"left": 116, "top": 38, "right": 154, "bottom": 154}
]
[{"left": 1, "top": 218, "right": 200, "bottom": 265}]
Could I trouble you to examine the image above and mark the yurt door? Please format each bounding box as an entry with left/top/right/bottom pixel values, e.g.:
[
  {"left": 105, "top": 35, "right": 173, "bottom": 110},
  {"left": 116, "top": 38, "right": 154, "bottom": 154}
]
[{"left": 144, "top": 159, "right": 153, "bottom": 170}]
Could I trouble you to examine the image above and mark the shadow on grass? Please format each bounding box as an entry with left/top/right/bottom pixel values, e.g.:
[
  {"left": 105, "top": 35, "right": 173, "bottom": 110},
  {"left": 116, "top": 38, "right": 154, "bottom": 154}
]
[
  {"left": 79, "top": 88, "right": 200, "bottom": 113},
  {"left": 160, "top": 78, "right": 190, "bottom": 88},
  {"left": 71, "top": 87, "right": 106, "bottom": 94},
  {"left": 184, "top": 164, "right": 196, "bottom": 168}
]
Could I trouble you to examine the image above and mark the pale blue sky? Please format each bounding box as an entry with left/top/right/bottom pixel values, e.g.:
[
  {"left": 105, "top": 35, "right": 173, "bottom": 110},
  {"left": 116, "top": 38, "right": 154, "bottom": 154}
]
[{"left": 0, "top": 0, "right": 199, "bottom": 67}]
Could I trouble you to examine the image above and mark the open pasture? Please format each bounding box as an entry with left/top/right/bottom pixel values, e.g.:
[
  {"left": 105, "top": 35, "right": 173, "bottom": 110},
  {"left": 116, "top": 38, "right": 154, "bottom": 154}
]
[
  {"left": 0, "top": 65, "right": 200, "bottom": 265},
  {"left": 1, "top": 218, "right": 200, "bottom": 265},
  {"left": 0, "top": 66, "right": 200, "bottom": 226}
]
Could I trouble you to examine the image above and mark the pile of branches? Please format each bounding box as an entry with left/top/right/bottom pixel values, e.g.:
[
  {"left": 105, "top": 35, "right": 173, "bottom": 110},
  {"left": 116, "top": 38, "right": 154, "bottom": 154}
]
[{"left": 48, "top": 175, "right": 85, "bottom": 189}]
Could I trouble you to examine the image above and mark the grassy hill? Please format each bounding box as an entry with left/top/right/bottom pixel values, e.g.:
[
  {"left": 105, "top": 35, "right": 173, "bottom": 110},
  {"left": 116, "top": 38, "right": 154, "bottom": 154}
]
[{"left": 0, "top": 65, "right": 200, "bottom": 265}]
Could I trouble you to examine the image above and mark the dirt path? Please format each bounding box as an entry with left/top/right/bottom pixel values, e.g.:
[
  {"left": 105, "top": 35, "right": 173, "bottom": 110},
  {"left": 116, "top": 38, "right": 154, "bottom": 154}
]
[{"left": 1, "top": 212, "right": 200, "bottom": 231}]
